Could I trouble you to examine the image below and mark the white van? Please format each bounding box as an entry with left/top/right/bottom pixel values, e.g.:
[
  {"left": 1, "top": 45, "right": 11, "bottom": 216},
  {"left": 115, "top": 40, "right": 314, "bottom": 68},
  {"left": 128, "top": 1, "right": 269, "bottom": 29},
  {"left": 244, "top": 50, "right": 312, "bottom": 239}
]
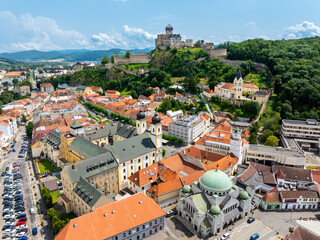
[{"left": 30, "top": 208, "right": 35, "bottom": 215}]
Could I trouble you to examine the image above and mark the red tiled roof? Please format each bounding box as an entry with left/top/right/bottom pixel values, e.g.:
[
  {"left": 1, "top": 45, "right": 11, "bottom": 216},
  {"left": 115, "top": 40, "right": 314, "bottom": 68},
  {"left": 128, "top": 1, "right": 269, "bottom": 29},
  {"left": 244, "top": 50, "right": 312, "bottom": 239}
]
[{"left": 55, "top": 193, "right": 165, "bottom": 240}]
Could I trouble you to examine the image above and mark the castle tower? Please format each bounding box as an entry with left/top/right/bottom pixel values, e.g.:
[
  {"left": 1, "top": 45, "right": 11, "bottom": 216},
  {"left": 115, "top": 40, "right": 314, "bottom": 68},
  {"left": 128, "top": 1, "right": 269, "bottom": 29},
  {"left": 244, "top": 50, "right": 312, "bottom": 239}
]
[
  {"left": 229, "top": 127, "right": 243, "bottom": 164},
  {"left": 136, "top": 110, "right": 147, "bottom": 135},
  {"left": 233, "top": 68, "right": 243, "bottom": 99},
  {"left": 165, "top": 24, "right": 173, "bottom": 35}
]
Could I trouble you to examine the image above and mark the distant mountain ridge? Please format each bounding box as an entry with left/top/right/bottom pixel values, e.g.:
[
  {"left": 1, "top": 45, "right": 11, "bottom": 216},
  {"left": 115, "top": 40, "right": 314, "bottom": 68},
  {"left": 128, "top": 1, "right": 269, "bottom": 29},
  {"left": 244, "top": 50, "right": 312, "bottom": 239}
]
[{"left": 0, "top": 48, "right": 154, "bottom": 62}]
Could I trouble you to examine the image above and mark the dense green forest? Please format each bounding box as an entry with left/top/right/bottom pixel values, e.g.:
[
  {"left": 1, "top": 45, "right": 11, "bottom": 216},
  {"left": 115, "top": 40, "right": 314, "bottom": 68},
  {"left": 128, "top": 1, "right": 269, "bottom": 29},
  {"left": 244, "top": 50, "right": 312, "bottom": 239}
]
[{"left": 219, "top": 37, "right": 320, "bottom": 121}]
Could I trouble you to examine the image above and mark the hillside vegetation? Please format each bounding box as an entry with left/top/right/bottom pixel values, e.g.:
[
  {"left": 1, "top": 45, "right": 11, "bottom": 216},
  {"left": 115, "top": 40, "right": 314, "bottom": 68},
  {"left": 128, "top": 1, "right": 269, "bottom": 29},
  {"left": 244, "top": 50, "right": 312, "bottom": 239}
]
[{"left": 219, "top": 37, "right": 320, "bottom": 120}]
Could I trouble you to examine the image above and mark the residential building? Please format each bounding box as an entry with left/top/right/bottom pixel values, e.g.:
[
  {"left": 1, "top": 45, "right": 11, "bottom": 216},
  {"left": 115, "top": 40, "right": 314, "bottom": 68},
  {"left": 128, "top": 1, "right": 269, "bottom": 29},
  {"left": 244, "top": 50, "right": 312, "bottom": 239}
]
[
  {"left": 176, "top": 170, "right": 252, "bottom": 237},
  {"left": 40, "top": 83, "right": 54, "bottom": 94},
  {"left": 261, "top": 190, "right": 319, "bottom": 211},
  {"left": 19, "top": 85, "right": 30, "bottom": 96},
  {"left": 213, "top": 111, "right": 227, "bottom": 123},
  {"left": 243, "top": 83, "right": 259, "bottom": 94},
  {"left": 281, "top": 119, "right": 320, "bottom": 153},
  {"left": 55, "top": 193, "right": 166, "bottom": 240},
  {"left": 203, "top": 88, "right": 215, "bottom": 99},
  {"left": 40, "top": 130, "right": 62, "bottom": 167},
  {"left": 166, "top": 110, "right": 183, "bottom": 121},
  {"left": 252, "top": 90, "right": 268, "bottom": 105},
  {"left": 168, "top": 115, "right": 204, "bottom": 144},
  {"left": 59, "top": 152, "right": 119, "bottom": 214},
  {"left": 195, "top": 120, "right": 249, "bottom": 164}
]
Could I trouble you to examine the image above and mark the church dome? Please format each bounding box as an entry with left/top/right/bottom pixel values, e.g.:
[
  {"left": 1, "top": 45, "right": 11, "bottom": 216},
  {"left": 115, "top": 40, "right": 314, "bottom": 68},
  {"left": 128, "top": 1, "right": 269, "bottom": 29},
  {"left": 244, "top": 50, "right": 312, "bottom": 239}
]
[
  {"left": 182, "top": 185, "right": 191, "bottom": 193},
  {"left": 199, "top": 169, "right": 233, "bottom": 192},
  {"left": 152, "top": 113, "right": 161, "bottom": 124},
  {"left": 210, "top": 205, "right": 221, "bottom": 215},
  {"left": 137, "top": 110, "right": 145, "bottom": 120},
  {"left": 239, "top": 191, "right": 250, "bottom": 200}
]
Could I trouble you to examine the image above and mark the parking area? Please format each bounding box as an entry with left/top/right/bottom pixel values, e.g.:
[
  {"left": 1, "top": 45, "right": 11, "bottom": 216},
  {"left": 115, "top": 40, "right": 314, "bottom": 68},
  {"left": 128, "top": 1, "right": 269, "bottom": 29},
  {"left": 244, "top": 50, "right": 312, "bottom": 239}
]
[
  {"left": 0, "top": 128, "right": 46, "bottom": 239},
  {"left": 229, "top": 220, "right": 273, "bottom": 240}
]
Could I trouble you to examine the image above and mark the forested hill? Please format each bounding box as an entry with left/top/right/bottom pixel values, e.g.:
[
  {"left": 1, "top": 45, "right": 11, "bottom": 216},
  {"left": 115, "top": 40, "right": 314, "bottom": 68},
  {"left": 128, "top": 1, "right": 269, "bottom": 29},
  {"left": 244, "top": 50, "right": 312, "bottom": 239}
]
[
  {"left": 0, "top": 57, "right": 22, "bottom": 68},
  {"left": 219, "top": 37, "right": 320, "bottom": 120},
  {"left": 0, "top": 48, "right": 153, "bottom": 62}
]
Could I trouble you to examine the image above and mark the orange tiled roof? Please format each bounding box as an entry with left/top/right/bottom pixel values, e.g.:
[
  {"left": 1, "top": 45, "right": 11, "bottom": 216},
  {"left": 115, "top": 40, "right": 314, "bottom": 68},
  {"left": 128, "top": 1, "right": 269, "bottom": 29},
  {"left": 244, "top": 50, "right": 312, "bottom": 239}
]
[
  {"left": 221, "top": 82, "right": 234, "bottom": 89},
  {"left": 312, "top": 170, "right": 320, "bottom": 183},
  {"left": 147, "top": 175, "right": 183, "bottom": 196},
  {"left": 20, "top": 85, "right": 30, "bottom": 90},
  {"left": 128, "top": 163, "right": 167, "bottom": 187},
  {"left": 40, "top": 83, "right": 53, "bottom": 88},
  {"left": 204, "top": 88, "right": 214, "bottom": 94},
  {"left": 161, "top": 153, "right": 202, "bottom": 176},
  {"left": 243, "top": 83, "right": 259, "bottom": 89},
  {"left": 55, "top": 193, "right": 165, "bottom": 240}
]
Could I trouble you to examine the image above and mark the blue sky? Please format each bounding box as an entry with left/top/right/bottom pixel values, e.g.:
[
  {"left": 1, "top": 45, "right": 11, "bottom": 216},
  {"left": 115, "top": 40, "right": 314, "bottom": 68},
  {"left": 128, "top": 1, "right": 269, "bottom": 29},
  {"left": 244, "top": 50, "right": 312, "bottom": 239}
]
[{"left": 0, "top": 0, "right": 320, "bottom": 52}]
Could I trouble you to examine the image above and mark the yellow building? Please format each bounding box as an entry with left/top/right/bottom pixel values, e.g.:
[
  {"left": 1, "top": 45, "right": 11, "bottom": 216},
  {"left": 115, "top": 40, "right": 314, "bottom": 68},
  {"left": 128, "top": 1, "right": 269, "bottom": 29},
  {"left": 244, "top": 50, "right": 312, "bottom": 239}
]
[
  {"left": 214, "top": 69, "right": 259, "bottom": 100},
  {"left": 59, "top": 152, "right": 118, "bottom": 215}
]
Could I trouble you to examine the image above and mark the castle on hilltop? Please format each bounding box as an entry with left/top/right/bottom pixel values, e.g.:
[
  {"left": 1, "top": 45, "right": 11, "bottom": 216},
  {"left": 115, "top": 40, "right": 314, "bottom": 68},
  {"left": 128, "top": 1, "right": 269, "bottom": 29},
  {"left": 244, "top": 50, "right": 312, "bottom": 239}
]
[{"left": 155, "top": 24, "right": 227, "bottom": 58}]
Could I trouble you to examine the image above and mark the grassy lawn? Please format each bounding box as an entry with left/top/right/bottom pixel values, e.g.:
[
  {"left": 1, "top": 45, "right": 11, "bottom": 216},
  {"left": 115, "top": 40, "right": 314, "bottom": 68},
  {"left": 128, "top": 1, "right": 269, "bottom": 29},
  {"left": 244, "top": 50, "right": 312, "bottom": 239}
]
[
  {"left": 61, "top": 212, "right": 77, "bottom": 221},
  {"left": 38, "top": 160, "right": 56, "bottom": 173},
  {"left": 103, "top": 120, "right": 110, "bottom": 124},
  {"left": 244, "top": 73, "right": 269, "bottom": 88},
  {"left": 177, "top": 47, "right": 202, "bottom": 53},
  {"left": 120, "top": 88, "right": 132, "bottom": 95},
  {"left": 51, "top": 190, "right": 60, "bottom": 205},
  {"left": 171, "top": 77, "right": 183, "bottom": 83}
]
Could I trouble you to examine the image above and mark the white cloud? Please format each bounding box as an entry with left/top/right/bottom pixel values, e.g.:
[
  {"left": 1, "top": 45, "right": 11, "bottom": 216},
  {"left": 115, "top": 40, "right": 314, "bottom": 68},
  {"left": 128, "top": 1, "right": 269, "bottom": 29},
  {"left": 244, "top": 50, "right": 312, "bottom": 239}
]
[
  {"left": 90, "top": 25, "right": 156, "bottom": 49},
  {"left": 284, "top": 21, "right": 320, "bottom": 39},
  {"left": 0, "top": 11, "right": 88, "bottom": 52},
  {"left": 123, "top": 25, "right": 157, "bottom": 40}
]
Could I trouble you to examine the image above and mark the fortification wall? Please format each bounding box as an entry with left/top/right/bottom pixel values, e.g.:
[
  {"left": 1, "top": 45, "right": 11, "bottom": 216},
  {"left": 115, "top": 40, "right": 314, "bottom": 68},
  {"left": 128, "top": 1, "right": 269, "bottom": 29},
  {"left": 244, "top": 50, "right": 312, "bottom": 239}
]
[{"left": 114, "top": 54, "right": 151, "bottom": 65}]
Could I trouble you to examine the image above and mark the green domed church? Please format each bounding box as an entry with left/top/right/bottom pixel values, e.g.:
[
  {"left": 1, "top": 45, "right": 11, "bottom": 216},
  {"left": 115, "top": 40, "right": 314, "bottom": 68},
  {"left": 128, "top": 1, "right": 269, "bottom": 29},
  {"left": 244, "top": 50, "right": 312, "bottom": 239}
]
[{"left": 176, "top": 169, "right": 252, "bottom": 237}]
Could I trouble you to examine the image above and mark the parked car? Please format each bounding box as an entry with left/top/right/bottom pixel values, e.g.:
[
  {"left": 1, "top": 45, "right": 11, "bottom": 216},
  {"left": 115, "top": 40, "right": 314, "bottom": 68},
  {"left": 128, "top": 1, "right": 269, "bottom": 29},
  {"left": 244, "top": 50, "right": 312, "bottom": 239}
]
[
  {"left": 247, "top": 217, "right": 255, "bottom": 223},
  {"left": 250, "top": 234, "right": 260, "bottom": 240},
  {"left": 17, "top": 236, "right": 28, "bottom": 240},
  {"left": 16, "top": 225, "right": 28, "bottom": 230},
  {"left": 166, "top": 209, "right": 176, "bottom": 217},
  {"left": 14, "top": 211, "right": 25, "bottom": 216},
  {"left": 15, "top": 221, "right": 26, "bottom": 226},
  {"left": 32, "top": 227, "right": 37, "bottom": 235},
  {"left": 1, "top": 171, "right": 7, "bottom": 176},
  {"left": 5, "top": 167, "right": 9, "bottom": 171},
  {"left": 12, "top": 149, "right": 16, "bottom": 152},
  {"left": 30, "top": 208, "right": 35, "bottom": 215},
  {"left": 16, "top": 231, "right": 27, "bottom": 238},
  {"left": 2, "top": 225, "right": 15, "bottom": 231},
  {"left": 16, "top": 214, "right": 26, "bottom": 219},
  {"left": 42, "top": 174, "right": 48, "bottom": 178},
  {"left": 3, "top": 214, "right": 14, "bottom": 219}
]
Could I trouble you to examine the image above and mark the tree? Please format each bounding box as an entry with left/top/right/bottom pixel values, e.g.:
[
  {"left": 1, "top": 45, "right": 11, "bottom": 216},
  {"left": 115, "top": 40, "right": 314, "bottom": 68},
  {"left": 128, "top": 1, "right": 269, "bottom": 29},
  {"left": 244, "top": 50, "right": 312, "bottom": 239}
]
[
  {"left": 41, "top": 187, "right": 53, "bottom": 208},
  {"left": 12, "top": 78, "right": 19, "bottom": 87},
  {"left": 124, "top": 51, "right": 131, "bottom": 58},
  {"left": 184, "top": 75, "right": 198, "bottom": 94},
  {"left": 194, "top": 40, "right": 204, "bottom": 47},
  {"left": 265, "top": 136, "right": 279, "bottom": 147},
  {"left": 101, "top": 55, "right": 110, "bottom": 64},
  {"left": 21, "top": 114, "right": 27, "bottom": 123},
  {"left": 162, "top": 149, "right": 166, "bottom": 157},
  {"left": 25, "top": 122, "right": 34, "bottom": 138},
  {"left": 3, "top": 81, "right": 10, "bottom": 90},
  {"left": 177, "top": 138, "right": 184, "bottom": 145},
  {"left": 260, "top": 129, "right": 274, "bottom": 143},
  {"left": 111, "top": 55, "right": 114, "bottom": 63}
]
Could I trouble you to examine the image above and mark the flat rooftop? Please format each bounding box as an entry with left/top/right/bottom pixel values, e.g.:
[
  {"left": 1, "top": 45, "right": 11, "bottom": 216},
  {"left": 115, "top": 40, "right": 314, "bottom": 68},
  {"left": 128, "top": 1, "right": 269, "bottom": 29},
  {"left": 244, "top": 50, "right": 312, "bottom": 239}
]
[
  {"left": 283, "top": 119, "right": 320, "bottom": 126},
  {"left": 248, "top": 145, "right": 305, "bottom": 158}
]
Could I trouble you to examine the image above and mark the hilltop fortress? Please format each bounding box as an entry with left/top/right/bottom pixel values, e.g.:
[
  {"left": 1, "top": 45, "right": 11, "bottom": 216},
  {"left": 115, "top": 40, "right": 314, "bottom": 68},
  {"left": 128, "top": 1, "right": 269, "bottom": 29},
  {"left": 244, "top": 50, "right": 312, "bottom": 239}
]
[
  {"left": 113, "top": 24, "right": 227, "bottom": 65},
  {"left": 155, "top": 24, "right": 227, "bottom": 58}
]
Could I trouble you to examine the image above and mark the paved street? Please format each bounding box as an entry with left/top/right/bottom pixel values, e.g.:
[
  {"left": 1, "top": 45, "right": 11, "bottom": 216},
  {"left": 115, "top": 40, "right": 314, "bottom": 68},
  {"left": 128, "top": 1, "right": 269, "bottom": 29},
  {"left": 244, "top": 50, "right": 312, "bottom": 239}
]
[{"left": 0, "top": 127, "right": 49, "bottom": 239}]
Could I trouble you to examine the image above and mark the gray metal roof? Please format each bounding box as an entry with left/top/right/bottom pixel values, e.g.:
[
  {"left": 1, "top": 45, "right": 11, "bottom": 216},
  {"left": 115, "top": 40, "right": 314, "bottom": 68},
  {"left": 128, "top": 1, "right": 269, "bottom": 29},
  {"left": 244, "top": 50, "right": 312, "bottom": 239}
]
[
  {"left": 69, "top": 136, "right": 109, "bottom": 159},
  {"left": 73, "top": 177, "right": 104, "bottom": 208},
  {"left": 84, "top": 122, "right": 136, "bottom": 141},
  {"left": 106, "top": 132, "right": 156, "bottom": 163},
  {"left": 65, "top": 151, "right": 117, "bottom": 184},
  {"left": 41, "top": 130, "right": 61, "bottom": 150}
]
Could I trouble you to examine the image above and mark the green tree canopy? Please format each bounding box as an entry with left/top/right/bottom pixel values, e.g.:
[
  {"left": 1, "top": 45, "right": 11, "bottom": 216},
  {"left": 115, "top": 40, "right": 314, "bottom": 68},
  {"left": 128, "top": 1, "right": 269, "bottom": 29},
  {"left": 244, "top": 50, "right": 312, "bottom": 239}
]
[
  {"left": 265, "top": 136, "right": 279, "bottom": 147},
  {"left": 124, "top": 51, "right": 131, "bottom": 58},
  {"left": 101, "top": 55, "right": 110, "bottom": 64}
]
